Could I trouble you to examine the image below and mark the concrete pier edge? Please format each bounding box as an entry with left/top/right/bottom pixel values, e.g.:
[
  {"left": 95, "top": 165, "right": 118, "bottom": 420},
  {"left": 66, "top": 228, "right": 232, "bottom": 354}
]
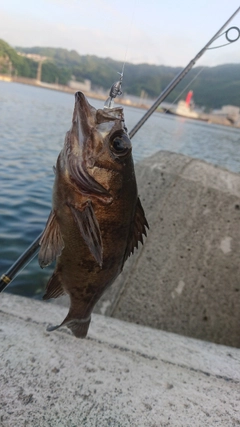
[
  {"left": 94, "top": 151, "right": 240, "bottom": 348},
  {"left": 1, "top": 293, "right": 240, "bottom": 426}
]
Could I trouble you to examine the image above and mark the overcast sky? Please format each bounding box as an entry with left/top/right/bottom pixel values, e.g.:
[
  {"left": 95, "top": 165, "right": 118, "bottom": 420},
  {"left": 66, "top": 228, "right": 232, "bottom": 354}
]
[{"left": 1, "top": 0, "right": 240, "bottom": 67}]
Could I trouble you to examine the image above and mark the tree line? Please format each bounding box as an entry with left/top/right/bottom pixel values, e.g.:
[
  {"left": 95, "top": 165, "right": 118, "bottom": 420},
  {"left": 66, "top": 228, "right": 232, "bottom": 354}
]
[{"left": 1, "top": 39, "right": 240, "bottom": 109}]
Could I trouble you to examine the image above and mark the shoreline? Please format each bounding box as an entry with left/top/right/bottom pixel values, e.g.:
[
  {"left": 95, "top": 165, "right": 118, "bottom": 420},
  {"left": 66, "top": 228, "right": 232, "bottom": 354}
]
[
  {"left": 0, "top": 74, "right": 150, "bottom": 111},
  {"left": 1, "top": 74, "right": 239, "bottom": 128}
]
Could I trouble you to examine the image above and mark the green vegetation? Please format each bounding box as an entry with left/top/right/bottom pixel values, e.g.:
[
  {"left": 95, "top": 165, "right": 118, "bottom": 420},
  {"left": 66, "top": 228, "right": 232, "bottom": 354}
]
[
  {"left": 0, "top": 39, "right": 37, "bottom": 77},
  {"left": 41, "top": 62, "right": 71, "bottom": 85},
  {"left": 0, "top": 40, "right": 71, "bottom": 85},
  {"left": 1, "top": 39, "right": 240, "bottom": 109}
]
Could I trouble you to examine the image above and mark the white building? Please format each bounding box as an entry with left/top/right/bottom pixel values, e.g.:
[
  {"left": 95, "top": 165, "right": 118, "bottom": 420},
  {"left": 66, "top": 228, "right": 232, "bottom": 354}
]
[{"left": 68, "top": 78, "right": 91, "bottom": 92}]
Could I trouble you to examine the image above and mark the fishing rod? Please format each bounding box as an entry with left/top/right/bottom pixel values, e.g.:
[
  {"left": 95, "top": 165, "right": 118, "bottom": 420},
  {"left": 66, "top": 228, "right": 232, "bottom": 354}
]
[
  {"left": 0, "top": 6, "right": 240, "bottom": 293},
  {"left": 129, "top": 6, "right": 240, "bottom": 138},
  {"left": 0, "top": 234, "right": 43, "bottom": 292}
]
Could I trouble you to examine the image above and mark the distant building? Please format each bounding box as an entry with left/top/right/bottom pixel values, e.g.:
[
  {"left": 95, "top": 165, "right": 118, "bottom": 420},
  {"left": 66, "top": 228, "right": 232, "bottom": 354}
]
[
  {"left": 68, "top": 77, "right": 91, "bottom": 92},
  {"left": 17, "top": 52, "right": 48, "bottom": 62},
  {"left": 213, "top": 105, "right": 240, "bottom": 125},
  {"left": 221, "top": 105, "right": 240, "bottom": 115},
  {"left": 213, "top": 105, "right": 240, "bottom": 115},
  {"left": 17, "top": 52, "right": 49, "bottom": 82}
]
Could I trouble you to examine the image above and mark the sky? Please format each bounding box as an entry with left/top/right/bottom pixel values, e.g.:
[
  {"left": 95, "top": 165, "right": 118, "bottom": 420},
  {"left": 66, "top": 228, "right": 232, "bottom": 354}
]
[{"left": 0, "top": 0, "right": 240, "bottom": 67}]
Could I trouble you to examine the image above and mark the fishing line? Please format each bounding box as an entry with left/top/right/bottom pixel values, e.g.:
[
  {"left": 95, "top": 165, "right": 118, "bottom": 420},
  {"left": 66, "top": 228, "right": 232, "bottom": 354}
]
[
  {"left": 0, "top": 6, "right": 240, "bottom": 293},
  {"left": 121, "top": 0, "right": 136, "bottom": 76},
  {"left": 162, "top": 67, "right": 205, "bottom": 115},
  {"left": 104, "top": 0, "right": 136, "bottom": 108},
  {"left": 159, "top": 25, "right": 240, "bottom": 115},
  {"left": 129, "top": 6, "right": 240, "bottom": 138}
]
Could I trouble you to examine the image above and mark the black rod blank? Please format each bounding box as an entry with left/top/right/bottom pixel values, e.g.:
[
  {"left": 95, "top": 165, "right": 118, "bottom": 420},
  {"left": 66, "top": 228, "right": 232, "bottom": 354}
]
[{"left": 0, "top": 233, "right": 42, "bottom": 292}]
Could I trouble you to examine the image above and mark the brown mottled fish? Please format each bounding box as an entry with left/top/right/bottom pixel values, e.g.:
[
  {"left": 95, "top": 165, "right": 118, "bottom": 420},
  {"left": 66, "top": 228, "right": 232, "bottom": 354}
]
[{"left": 38, "top": 92, "right": 148, "bottom": 338}]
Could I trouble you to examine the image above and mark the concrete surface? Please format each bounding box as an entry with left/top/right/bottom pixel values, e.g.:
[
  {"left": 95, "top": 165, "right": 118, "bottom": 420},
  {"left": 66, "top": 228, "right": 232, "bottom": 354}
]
[
  {"left": 1, "top": 293, "right": 240, "bottom": 427},
  {"left": 92, "top": 151, "right": 240, "bottom": 348}
]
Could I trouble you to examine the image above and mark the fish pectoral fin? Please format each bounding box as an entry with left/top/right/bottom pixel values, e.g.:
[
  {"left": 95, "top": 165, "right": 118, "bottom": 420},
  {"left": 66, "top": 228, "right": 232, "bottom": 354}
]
[
  {"left": 124, "top": 197, "right": 149, "bottom": 262},
  {"left": 38, "top": 211, "right": 64, "bottom": 268},
  {"left": 69, "top": 201, "right": 103, "bottom": 267},
  {"left": 43, "top": 272, "right": 65, "bottom": 300}
]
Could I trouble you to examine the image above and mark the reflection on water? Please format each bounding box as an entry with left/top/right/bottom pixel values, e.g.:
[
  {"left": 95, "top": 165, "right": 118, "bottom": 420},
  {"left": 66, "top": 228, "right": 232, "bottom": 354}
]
[{"left": 0, "top": 81, "right": 240, "bottom": 298}]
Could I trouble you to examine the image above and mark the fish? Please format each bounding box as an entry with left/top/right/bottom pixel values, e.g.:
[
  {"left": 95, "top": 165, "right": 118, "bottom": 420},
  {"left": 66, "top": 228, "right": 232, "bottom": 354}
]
[{"left": 38, "top": 91, "right": 148, "bottom": 338}]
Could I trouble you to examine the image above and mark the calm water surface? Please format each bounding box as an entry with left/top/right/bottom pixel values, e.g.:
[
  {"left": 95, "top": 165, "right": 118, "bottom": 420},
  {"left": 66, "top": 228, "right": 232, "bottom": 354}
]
[{"left": 1, "top": 81, "right": 240, "bottom": 298}]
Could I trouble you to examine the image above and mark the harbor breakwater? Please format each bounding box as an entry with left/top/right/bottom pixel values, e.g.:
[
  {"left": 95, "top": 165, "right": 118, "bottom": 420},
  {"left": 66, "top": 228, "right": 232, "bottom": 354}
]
[{"left": 93, "top": 150, "right": 240, "bottom": 348}]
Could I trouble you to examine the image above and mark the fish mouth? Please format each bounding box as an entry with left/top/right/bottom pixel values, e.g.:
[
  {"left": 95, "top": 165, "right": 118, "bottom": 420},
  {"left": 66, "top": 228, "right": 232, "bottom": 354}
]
[
  {"left": 73, "top": 92, "right": 125, "bottom": 142},
  {"left": 66, "top": 91, "right": 113, "bottom": 201},
  {"left": 72, "top": 91, "right": 127, "bottom": 153},
  {"left": 72, "top": 92, "right": 97, "bottom": 148}
]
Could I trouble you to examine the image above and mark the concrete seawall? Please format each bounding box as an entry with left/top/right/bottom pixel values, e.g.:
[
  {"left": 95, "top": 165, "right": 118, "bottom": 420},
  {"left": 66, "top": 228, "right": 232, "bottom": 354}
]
[
  {"left": 1, "top": 293, "right": 240, "bottom": 426},
  {"left": 94, "top": 151, "right": 240, "bottom": 348}
]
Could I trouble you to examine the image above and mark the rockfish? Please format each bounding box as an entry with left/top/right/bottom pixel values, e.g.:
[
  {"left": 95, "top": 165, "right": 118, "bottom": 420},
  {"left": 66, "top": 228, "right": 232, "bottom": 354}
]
[{"left": 39, "top": 92, "right": 148, "bottom": 338}]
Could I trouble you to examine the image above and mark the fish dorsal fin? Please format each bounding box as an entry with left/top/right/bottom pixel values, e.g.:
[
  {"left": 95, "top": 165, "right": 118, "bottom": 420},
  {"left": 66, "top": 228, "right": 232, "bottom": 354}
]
[
  {"left": 43, "top": 272, "right": 65, "bottom": 300},
  {"left": 124, "top": 197, "right": 149, "bottom": 262},
  {"left": 69, "top": 201, "right": 103, "bottom": 267},
  {"left": 38, "top": 211, "right": 64, "bottom": 268}
]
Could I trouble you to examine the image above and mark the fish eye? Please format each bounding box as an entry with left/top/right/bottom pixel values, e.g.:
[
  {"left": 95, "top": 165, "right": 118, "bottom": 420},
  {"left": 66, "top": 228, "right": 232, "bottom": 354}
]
[
  {"left": 110, "top": 133, "right": 131, "bottom": 156},
  {"left": 113, "top": 137, "right": 126, "bottom": 152}
]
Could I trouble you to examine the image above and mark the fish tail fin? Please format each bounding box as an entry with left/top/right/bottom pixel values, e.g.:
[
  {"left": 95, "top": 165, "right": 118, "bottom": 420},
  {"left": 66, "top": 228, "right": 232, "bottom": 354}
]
[
  {"left": 65, "top": 317, "right": 91, "bottom": 338},
  {"left": 43, "top": 272, "right": 65, "bottom": 300},
  {"left": 46, "top": 310, "right": 91, "bottom": 339},
  {"left": 44, "top": 279, "right": 91, "bottom": 338}
]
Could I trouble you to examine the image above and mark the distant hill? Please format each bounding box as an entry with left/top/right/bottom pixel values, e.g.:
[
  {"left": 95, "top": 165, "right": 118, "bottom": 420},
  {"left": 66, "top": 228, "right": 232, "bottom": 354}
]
[
  {"left": 1, "top": 40, "right": 240, "bottom": 109},
  {"left": 0, "top": 39, "right": 37, "bottom": 78}
]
